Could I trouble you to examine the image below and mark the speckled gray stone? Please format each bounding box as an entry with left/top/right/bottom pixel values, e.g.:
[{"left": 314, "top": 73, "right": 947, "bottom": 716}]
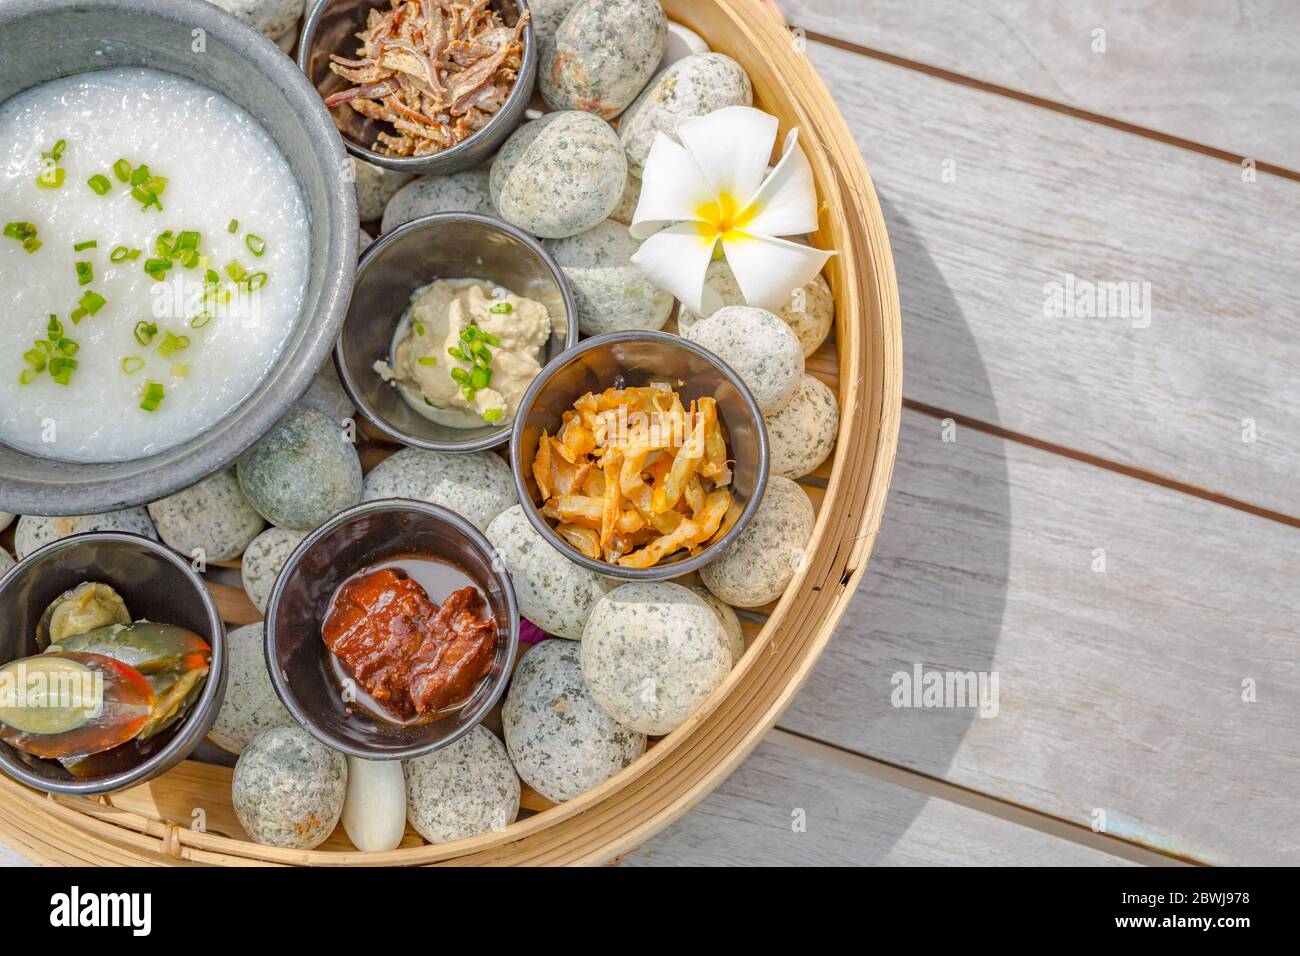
[
  {"left": 765, "top": 374, "right": 839, "bottom": 480},
  {"left": 241, "top": 526, "right": 306, "bottom": 614},
  {"left": 404, "top": 726, "right": 519, "bottom": 843},
  {"left": 147, "top": 469, "right": 265, "bottom": 563},
  {"left": 688, "top": 585, "right": 744, "bottom": 667},
  {"left": 700, "top": 476, "right": 814, "bottom": 607},
  {"left": 295, "top": 360, "right": 355, "bottom": 427},
  {"left": 661, "top": 20, "right": 709, "bottom": 71},
  {"left": 684, "top": 305, "right": 804, "bottom": 413},
  {"left": 490, "top": 111, "right": 627, "bottom": 239},
  {"left": 0, "top": 546, "right": 14, "bottom": 577},
  {"left": 678, "top": 261, "right": 834, "bottom": 358},
  {"left": 209, "top": 622, "right": 297, "bottom": 754},
  {"left": 486, "top": 505, "right": 615, "bottom": 639},
  {"left": 619, "top": 52, "right": 752, "bottom": 177},
  {"left": 351, "top": 158, "right": 413, "bottom": 222},
  {"left": 380, "top": 170, "right": 494, "bottom": 234},
  {"left": 541, "top": 0, "right": 666, "bottom": 119},
  {"left": 581, "top": 581, "right": 731, "bottom": 735},
  {"left": 545, "top": 220, "right": 673, "bottom": 335},
  {"left": 531, "top": 0, "right": 583, "bottom": 54},
  {"left": 363, "top": 447, "right": 516, "bottom": 532},
  {"left": 232, "top": 726, "right": 347, "bottom": 849},
  {"left": 503, "top": 640, "right": 646, "bottom": 802},
  {"left": 237, "top": 407, "right": 362, "bottom": 531},
  {"left": 609, "top": 174, "right": 640, "bottom": 226},
  {"left": 204, "top": 0, "right": 304, "bottom": 40},
  {"left": 15, "top": 509, "right": 158, "bottom": 560}
]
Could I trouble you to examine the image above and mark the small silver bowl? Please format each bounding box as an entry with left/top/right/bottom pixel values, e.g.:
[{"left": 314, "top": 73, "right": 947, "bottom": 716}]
[
  {"left": 0, "top": 532, "right": 227, "bottom": 795},
  {"left": 335, "top": 212, "right": 578, "bottom": 452},
  {"left": 510, "top": 331, "right": 771, "bottom": 581},
  {"left": 299, "top": 0, "right": 536, "bottom": 175},
  {"left": 265, "top": 499, "right": 519, "bottom": 760}
]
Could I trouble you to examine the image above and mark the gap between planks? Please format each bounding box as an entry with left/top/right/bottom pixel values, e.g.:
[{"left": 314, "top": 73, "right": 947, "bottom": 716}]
[
  {"left": 763, "top": 727, "right": 1193, "bottom": 867},
  {"left": 793, "top": 28, "right": 1300, "bottom": 184}
]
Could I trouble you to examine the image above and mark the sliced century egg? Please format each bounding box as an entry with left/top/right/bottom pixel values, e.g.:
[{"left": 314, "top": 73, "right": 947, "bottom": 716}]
[
  {"left": 46, "top": 621, "right": 210, "bottom": 675},
  {"left": 36, "top": 582, "right": 131, "bottom": 650}
]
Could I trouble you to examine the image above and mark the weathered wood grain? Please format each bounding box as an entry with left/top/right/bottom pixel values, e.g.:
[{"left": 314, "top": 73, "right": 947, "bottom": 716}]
[
  {"left": 799, "top": 39, "right": 1300, "bottom": 518},
  {"left": 623, "top": 739, "right": 1133, "bottom": 866},
  {"left": 778, "top": 0, "right": 1300, "bottom": 167},
  {"left": 778, "top": 407, "right": 1300, "bottom": 865}
]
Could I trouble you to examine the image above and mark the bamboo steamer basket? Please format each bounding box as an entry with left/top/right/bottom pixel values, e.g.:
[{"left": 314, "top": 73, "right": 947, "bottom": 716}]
[{"left": 0, "top": 0, "right": 901, "bottom": 866}]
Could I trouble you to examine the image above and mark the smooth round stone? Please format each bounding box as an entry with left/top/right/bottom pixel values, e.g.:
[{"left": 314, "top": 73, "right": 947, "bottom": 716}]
[
  {"left": 203, "top": 0, "right": 304, "bottom": 40},
  {"left": 490, "top": 111, "right": 626, "bottom": 239},
  {"left": 233, "top": 726, "right": 346, "bottom": 849},
  {"left": 503, "top": 640, "right": 645, "bottom": 802},
  {"left": 208, "top": 622, "right": 297, "bottom": 754},
  {"left": 14, "top": 509, "right": 157, "bottom": 560},
  {"left": 581, "top": 581, "right": 731, "bottom": 735},
  {"left": 609, "top": 174, "right": 640, "bottom": 226},
  {"left": 688, "top": 585, "right": 744, "bottom": 667},
  {"left": 684, "top": 305, "right": 803, "bottom": 413},
  {"left": 358, "top": 227, "right": 374, "bottom": 255},
  {"left": 147, "top": 469, "right": 265, "bottom": 563},
  {"left": 380, "top": 170, "right": 494, "bottom": 234},
  {"left": 530, "top": 0, "right": 583, "bottom": 53},
  {"left": 295, "top": 360, "right": 355, "bottom": 428},
  {"left": 342, "top": 756, "right": 407, "bottom": 852},
  {"left": 485, "top": 505, "right": 615, "bottom": 639},
  {"left": 546, "top": 219, "right": 673, "bottom": 335},
  {"left": 351, "top": 158, "right": 413, "bottom": 222},
  {"left": 540, "top": 0, "right": 666, "bottom": 119},
  {"left": 241, "top": 526, "right": 306, "bottom": 614},
  {"left": 661, "top": 20, "right": 709, "bottom": 70},
  {"left": 404, "top": 726, "right": 519, "bottom": 844},
  {"left": 237, "top": 406, "right": 362, "bottom": 531},
  {"left": 765, "top": 375, "right": 840, "bottom": 480},
  {"left": 678, "top": 260, "right": 834, "bottom": 358},
  {"left": 0, "top": 512, "right": 13, "bottom": 533},
  {"left": 619, "top": 52, "right": 752, "bottom": 177},
  {"left": 0, "top": 546, "right": 13, "bottom": 577},
  {"left": 700, "top": 476, "right": 814, "bottom": 607},
  {"left": 362, "top": 448, "right": 515, "bottom": 532}
]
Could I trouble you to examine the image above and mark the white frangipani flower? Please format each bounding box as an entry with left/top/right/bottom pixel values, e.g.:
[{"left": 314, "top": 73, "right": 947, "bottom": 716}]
[{"left": 629, "top": 106, "right": 834, "bottom": 315}]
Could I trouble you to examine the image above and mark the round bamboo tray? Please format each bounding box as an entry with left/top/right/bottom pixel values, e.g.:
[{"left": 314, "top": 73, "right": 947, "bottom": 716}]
[{"left": 0, "top": 0, "right": 901, "bottom": 866}]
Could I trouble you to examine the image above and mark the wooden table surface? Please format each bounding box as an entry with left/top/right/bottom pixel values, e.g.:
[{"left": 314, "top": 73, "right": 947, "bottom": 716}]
[
  {"left": 4, "top": 0, "right": 1295, "bottom": 868},
  {"left": 625, "top": 0, "right": 1300, "bottom": 867}
]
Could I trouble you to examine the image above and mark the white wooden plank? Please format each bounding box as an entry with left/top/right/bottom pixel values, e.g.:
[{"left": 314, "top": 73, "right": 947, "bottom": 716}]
[
  {"left": 778, "top": 0, "right": 1300, "bottom": 167},
  {"left": 623, "top": 739, "right": 1133, "bottom": 866},
  {"left": 798, "top": 39, "right": 1300, "bottom": 517},
  {"left": 778, "top": 407, "right": 1300, "bottom": 865}
]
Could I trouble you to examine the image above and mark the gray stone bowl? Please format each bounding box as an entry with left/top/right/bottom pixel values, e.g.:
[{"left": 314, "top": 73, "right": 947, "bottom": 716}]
[
  {"left": 299, "top": 0, "right": 536, "bottom": 174},
  {"left": 510, "top": 331, "right": 771, "bottom": 581},
  {"left": 335, "top": 212, "right": 578, "bottom": 452},
  {"left": 0, "top": 0, "right": 357, "bottom": 517},
  {"left": 0, "top": 532, "right": 227, "bottom": 795},
  {"left": 265, "top": 498, "right": 519, "bottom": 760}
]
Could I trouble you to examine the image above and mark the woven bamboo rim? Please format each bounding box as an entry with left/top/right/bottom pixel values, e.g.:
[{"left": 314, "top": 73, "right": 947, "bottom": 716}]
[{"left": 0, "top": 0, "right": 901, "bottom": 866}]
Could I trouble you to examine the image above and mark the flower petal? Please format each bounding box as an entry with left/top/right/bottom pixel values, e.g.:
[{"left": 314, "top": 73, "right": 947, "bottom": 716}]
[
  {"left": 742, "top": 128, "right": 820, "bottom": 237},
  {"left": 720, "top": 233, "right": 834, "bottom": 312},
  {"left": 630, "top": 133, "right": 713, "bottom": 240},
  {"left": 677, "top": 106, "right": 777, "bottom": 206},
  {"left": 631, "top": 222, "right": 719, "bottom": 315}
]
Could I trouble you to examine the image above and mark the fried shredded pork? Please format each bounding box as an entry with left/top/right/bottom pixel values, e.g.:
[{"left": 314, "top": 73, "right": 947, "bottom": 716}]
[{"left": 324, "top": 0, "right": 528, "bottom": 158}]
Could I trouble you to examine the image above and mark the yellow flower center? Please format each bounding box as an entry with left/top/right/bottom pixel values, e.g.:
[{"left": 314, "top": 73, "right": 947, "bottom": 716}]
[{"left": 695, "top": 192, "right": 756, "bottom": 245}]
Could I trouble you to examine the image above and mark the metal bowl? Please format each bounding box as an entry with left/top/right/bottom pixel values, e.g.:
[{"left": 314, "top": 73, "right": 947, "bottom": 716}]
[
  {"left": 265, "top": 499, "right": 519, "bottom": 760},
  {"left": 0, "top": 0, "right": 357, "bottom": 516},
  {"left": 299, "top": 0, "right": 536, "bottom": 175},
  {"left": 510, "top": 330, "right": 771, "bottom": 581},
  {"left": 0, "top": 532, "right": 227, "bottom": 795},
  {"left": 336, "top": 212, "right": 578, "bottom": 452}
]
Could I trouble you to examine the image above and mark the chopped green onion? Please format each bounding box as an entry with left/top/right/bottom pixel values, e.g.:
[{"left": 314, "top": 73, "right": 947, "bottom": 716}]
[
  {"left": 87, "top": 174, "right": 111, "bottom": 195},
  {"left": 225, "top": 260, "right": 247, "bottom": 283},
  {"left": 129, "top": 164, "right": 150, "bottom": 187},
  {"left": 113, "top": 159, "right": 132, "bottom": 182},
  {"left": 73, "top": 239, "right": 97, "bottom": 252},
  {"left": 245, "top": 272, "right": 267, "bottom": 291},
  {"left": 139, "top": 381, "right": 165, "bottom": 412},
  {"left": 57, "top": 339, "right": 78, "bottom": 357},
  {"left": 190, "top": 313, "right": 214, "bottom": 329},
  {"left": 48, "top": 356, "right": 77, "bottom": 385},
  {"left": 74, "top": 261, "right": 93, "bottom": 286},
  {"left": 172, "top": 364, "right": 189, "bottom": 378},
  {"left": 51, "top": 139, "right": 67, "bottom": 162},
  {"left": 176, "top": 230, "right": 199, "bottom": 252},
  {"left": 110, "top": 246, "right": 138, "bottom": 263},
  {"left": 47, "top": 315, "right": 62, "bottom": 337},
  {"left": 460, "top": 384, "right": 476, "bottom": 401},
  {"left": 447, "top": 346, "right": 467, "bottom": 362},
  {"left": 483, "top": 408, "right": 503, "bottom": 423},
  {"left": 131, "top": 185, "right": 161, "bottom": 210},
  {"left": 133, "top": 321, "right": 158, "bottom": 346},
  {"left": 155, "top": 231, "right": 176, "bottom": 256},
  {"left": 469, "top": 365, "right": 490, "bottom": 390},
  {"left": 449, "top": 367, "right": 469, "bottom": 385},
  {"left": 489, "top": 301, "right": 512, "bottom": 314},
  {"left": 413, "top": 322, "right": 425, "bottom": 337},
  {"left": 36, "top": 167, "right": 65, "bottom": 190},
  {"left": 480, "top": 330, "right": 501, "bottom": 346},
  {"left": 157, "top": 332, "right": 190, "bottom": 357},
  {"left": 22, "top": 349, "right": 46, "bottom": 372},
  {"left": 22, "top": 237, "right": 41, "bottom": 253},
  {"left": 179, "top": 249, "right": 200, "bottom": 269},
  {"left": 76, "top": 290, "right": 105, "bottom": 318},
  {"left": 18, "top": 369, "right": 35, "bottom": 385},
  {"left": 227, "top": 219, "right": 239, "bottom": 234},
  {"left": 461, "top": 325, "right": 479, "bottom": 342},
  {"left": 144, "top": 256, "right": 172, "bottom": 281},
  {"left": 120, "top": 356, "right": 145, "bottom": 374},
  {"left": 245, "top": 234, "right": 266, "bottom": 256},
  {"left": 417, "top": 356, "right": 437, "bottom": 366},
  {"left": 3, "top": 221, "right": 35, "bottom": 241}
]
